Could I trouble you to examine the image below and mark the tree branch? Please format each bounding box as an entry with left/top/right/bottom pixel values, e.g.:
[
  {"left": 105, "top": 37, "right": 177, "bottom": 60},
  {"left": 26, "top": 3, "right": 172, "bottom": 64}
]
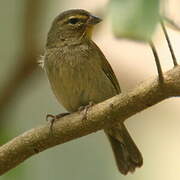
[
  {"left": 0, "top": 66, "right": 180, "bottom": 175},
  {"left": 0, "top": 0, "right": 42, "bottom": 119}
]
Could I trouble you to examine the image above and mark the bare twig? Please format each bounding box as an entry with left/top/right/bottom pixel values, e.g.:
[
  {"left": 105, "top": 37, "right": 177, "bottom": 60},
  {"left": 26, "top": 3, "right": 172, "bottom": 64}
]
[
  {"left": 0, "top": 65, "right": 180, "bottom": 175},
  {"left": 160, "top": 19, "right": 178, "bottom": 66},
  {"left": 149, "top": 41, "right": 164, "bottom": 83}
]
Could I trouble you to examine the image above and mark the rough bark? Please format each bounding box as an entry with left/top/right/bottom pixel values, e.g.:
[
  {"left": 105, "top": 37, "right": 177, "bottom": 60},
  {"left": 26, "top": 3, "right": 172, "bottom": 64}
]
[{"left": 0, "top": 66, "right": 180, "bottom": 175}]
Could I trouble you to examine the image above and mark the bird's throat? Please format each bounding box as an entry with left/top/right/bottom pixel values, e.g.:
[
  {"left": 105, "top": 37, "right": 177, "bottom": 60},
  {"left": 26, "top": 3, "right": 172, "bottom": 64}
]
[{"left": 86, "top": 26, "right": 94, "bottom": 38}]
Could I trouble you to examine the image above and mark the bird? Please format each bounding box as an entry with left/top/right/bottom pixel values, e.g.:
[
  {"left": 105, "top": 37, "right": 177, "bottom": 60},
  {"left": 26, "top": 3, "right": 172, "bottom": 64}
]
[{"left": 42, "top": 9, "right": 143, "bottom": 175}]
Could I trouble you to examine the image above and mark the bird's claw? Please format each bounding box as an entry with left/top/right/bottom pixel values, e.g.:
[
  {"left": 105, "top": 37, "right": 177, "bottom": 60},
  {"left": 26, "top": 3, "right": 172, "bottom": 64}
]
[
  {"left": 78, "top": 102, "right": 94, "bottom": 126},
  {"left": 46, "top": 113, "right": 70, "bottom": 134}
]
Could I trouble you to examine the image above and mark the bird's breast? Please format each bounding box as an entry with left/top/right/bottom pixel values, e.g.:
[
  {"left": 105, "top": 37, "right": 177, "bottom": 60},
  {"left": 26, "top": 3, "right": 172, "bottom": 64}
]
[{"left": 45, "top": 45, "right": 116, "bottom": 112}]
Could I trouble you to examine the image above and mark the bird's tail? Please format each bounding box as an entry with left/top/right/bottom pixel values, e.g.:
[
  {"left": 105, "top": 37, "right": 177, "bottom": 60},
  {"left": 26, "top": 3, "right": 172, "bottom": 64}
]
[{"left": 105, "top": 123, "right": 143, "bottom": 175}]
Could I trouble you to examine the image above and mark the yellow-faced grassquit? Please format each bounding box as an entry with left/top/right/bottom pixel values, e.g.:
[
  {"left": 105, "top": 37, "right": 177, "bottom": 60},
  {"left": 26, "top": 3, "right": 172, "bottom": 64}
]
[{"left": 42, "top": 9, "right": 143, "bottom": 175}]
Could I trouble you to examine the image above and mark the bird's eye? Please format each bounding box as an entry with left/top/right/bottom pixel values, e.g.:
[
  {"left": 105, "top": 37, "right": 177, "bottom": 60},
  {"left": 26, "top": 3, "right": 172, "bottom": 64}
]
[{"left": 68, "top": 18, "right": 80, "bottom": 24}]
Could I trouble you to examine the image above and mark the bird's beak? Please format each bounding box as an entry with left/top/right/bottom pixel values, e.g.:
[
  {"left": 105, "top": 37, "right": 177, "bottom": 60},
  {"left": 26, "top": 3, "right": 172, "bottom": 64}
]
[{"left": 88, "top": 15, "right": 102, "bottom": 25}]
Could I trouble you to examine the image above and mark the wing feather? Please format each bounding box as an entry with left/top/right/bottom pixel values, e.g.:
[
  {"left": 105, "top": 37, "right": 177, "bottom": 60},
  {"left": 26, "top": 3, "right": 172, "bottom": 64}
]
[{"left": 91, "top": 41, "right": 121, "bottom": 94}]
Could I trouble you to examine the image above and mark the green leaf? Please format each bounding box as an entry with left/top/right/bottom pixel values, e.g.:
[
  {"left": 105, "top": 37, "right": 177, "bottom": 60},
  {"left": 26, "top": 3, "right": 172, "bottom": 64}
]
[{"left": 109, "top": 0, "right": 160, "bottom": 42}]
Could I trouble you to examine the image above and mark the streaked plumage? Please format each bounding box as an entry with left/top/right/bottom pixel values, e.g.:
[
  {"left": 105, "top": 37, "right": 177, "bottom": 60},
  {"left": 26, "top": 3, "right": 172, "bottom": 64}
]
[{"left": 43, "top": 9, "right": 143, "bottom": 174}]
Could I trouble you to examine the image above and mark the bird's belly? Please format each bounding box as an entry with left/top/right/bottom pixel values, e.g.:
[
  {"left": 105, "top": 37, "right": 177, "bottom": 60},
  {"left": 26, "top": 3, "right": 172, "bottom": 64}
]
[{"left": 47, "top": 60, "right": 117, "bottom": 112}]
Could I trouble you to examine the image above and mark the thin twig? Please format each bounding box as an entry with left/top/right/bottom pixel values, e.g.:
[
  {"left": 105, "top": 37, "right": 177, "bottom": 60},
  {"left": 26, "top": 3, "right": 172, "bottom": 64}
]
[
  {"left": 149, "top": 41, "right": 164, "bottom": 83},
  {"left": 160, "top": 19, "right": 178, "bottom": 67}
]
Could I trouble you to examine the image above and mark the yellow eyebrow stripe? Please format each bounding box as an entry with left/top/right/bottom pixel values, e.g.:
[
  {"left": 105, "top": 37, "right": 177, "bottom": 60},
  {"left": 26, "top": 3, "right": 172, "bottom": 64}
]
[{"left": 68, "top": 15, "right": 88, "bottom": 20}]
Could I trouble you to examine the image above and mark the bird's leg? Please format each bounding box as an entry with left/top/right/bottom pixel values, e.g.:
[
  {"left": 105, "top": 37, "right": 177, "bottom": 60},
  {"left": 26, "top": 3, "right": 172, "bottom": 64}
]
[
  {"left": 78, "top": 101, "right": 94, "bottom": 126},
  {"left": 46, "top": 112, "right": 70, "bottom": 133},
  {"left": 160, "top": 19, "right": 178, "bottom": 67},
  {"left": 149, "top": 41, "right": 164, "bottom": 83},
  {"left": 78, "top": 101, "right": 94, "bottom": 116}
]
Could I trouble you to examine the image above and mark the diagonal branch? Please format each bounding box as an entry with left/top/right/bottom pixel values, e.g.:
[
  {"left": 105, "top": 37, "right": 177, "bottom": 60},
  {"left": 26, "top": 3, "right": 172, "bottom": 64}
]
[
  {"left": 0, "top": 0, "right": 42, "bottom": 119},
  {"left": 0, "top": 66, "right": 180, "bottom": 175}
]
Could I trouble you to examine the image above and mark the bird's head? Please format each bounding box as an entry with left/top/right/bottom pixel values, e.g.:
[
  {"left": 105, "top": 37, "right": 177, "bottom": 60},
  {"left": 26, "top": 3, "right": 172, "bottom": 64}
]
[{"left": 46, "top": 9, "right": 102, "bottom": 48}]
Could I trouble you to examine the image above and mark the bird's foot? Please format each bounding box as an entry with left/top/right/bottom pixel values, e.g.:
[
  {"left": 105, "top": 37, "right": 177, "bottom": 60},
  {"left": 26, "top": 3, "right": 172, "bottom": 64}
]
[
  {"left": 78, "top": 102, "right": 94, "bottom": 126},
  {"left": 46, "top": 112, "right": 70, "bottom": 134}
]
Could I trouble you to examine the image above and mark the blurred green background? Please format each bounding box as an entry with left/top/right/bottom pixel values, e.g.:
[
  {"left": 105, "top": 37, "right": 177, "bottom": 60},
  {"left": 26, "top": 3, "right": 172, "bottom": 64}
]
[{"left": 1, "top": 0, "right": 180, "bottom": 180}]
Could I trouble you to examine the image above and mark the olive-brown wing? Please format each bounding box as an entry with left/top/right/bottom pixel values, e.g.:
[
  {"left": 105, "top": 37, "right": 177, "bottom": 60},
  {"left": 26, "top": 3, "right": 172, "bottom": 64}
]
[{"left": 90, "top": 40, "right": 121, "bottom": 94}]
